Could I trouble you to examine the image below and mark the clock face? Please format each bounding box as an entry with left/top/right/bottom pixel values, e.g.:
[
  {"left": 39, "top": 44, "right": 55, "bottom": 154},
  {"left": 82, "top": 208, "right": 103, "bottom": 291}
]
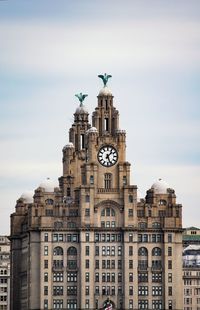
[{"left": 97, "top": 145, "right": 118, "bottom": 167}]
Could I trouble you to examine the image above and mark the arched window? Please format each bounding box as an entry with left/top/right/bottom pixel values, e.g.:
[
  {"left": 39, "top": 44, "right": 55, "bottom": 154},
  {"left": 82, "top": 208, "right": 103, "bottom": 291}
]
[
  {"left": 53, "top": 246, "right": 63, "bottom": 256},
  {"left": 45, "top": 199, "right": 54, "bottom": 205},
  {"left": 67, "top": 246, "right": 77, "bottom": 256},
  {"left": 152, "top": 247, "right": 162, "bottom": 256},
  {"left": 104, "top": 173, "right": 112, "bottom": 189},
  {"left": 138, "top": 247, "right": 148, "bottom": 256},
  {"left": 159, "top": 199, "right": 167, "bottom": 205},
  {"left": 101, "top": 207, "right": 115, "bottom": 217},
  {"left": 67, "top": 222, "right": 76, "bottom": 228}
]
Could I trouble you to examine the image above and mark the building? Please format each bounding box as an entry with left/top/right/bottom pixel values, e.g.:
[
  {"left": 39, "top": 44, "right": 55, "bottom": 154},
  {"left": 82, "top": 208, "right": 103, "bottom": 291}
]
[
  {"left": 10, "top": 75, "right": 183, "bottom": 310},
  {"left": 0, "top": 236, "right": 10, "bottom": 310},
  {"left": 183, "top": 227, "right": 200, "bottom": 247},
  {"left": 182, "top": 228, "right": 200, "bottom": 310}
]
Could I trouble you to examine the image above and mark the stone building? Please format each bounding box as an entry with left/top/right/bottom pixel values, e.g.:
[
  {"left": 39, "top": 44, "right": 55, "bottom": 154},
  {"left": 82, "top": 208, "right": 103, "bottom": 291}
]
[
  {"left": 10, "top": 75, "right": 183, "bottom": 310},
  {"left": 0, "top": 236, "right": 10, "bottom": 310}
]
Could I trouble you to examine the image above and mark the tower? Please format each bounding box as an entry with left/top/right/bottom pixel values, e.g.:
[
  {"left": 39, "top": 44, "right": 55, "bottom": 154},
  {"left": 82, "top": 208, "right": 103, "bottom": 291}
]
[{"left": 10, "top": 74, "right": 183, "bottom": 310}]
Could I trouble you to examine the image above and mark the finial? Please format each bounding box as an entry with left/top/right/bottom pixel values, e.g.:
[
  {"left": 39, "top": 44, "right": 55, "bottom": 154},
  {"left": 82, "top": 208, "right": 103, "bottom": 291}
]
[
  {"left": 98, "top": 73, "right": 112, "bottom": 87},
  {"left": 75, "top": 92, "right": 88, "bottom": 106}
]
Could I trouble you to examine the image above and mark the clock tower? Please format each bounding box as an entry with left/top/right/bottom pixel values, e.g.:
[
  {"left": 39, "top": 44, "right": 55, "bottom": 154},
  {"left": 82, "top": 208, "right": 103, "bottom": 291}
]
[{"left": 10, "top": 74, "right": 183, "bottom": 310}]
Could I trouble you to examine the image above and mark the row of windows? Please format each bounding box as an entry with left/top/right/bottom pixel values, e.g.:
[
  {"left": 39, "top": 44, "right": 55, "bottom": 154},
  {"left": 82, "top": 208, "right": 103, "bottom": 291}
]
[
  {"left": 44, "top": 233, "right": 79, "bottom": 242},
  {"left": 95, "top": 246, "right": 122, "bottom": 256},
  {"left": 44, "top": 246, "right": 77, "bottom": 256},
  {"left": 44, "top": 299, "right": 77, "bottom": 309},
  {"left": 95, "top": 233, "right": 122, "bottom": 242},
  {"left": 95, "top": 259, "right": 122, "bottom": 269}
]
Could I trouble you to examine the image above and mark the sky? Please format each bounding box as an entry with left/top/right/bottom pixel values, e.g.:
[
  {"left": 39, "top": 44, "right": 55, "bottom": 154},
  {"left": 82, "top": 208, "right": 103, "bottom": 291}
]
[{"left": 0, "top": 0, "right": 200, "bottom": 235}]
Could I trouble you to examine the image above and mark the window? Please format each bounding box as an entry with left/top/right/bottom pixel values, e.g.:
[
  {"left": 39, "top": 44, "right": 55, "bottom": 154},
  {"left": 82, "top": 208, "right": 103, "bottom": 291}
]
[
  {"left": 118, "top": 273, "right": 122, "bottom": 282},
  {"left": 152, "top": 222, "right": 161, "bottom": 228},
  {"left": 129, "top": 246, "right": 133, "bottom": 255},
  {"left": 118, "top": 246, "right": 122, "bottom": 256},
  {"left": 95, "top": 273, "right": 99, "bottom": 282},
  {"left": 129, "top": 273, "right": 133, "bottom": 282},
  {"left": 152, "top": 260, "right": 162, "bottom": 270},
  {"left": 53, "top": 247, "right": 63, "bottom": 256},
  {"left": 128, "top": 209, "right": 133, "bottom": 217},
  {"left": 152, "top": 247, "right": 162, "bottom": 256},
  {"left": 85, "top": 286, "right": 90, "bottom": 295},
  {"left": 44, "top": 246, "right": 48, "bottom": 256},
  {"left": 67, "top": 187, "right": 71, "bottom": 197},
  {"left": 138, "top": 272, "right": 148, "bottom": 283},
  {"left": 168, "top": 273, "right": 172, "bottom": 283},
  {"left": 138, "top": 300, "right": 148, "bottom": 309},
  {"left": 129, "top": 195, "right": 133, "bottom": 203},
  {"left": 44, "top": 286, "right": 48, "bottom": 295},
  {"left": 85, "top": 209, "right": 90, "bottom": 216},
  {"left": 53, "top": 300, "right": 63, "bottom": 309},
  {"left": 95, "top": 286, "right": 99, "bottom": 295},
  {"left": 123, "top": 176, "right": 127, "bottom": 185},
  {"left": 104, "top": 173, "right": 112, "bottom": 189},
  {"left": 168, "top": 234, "right": 172, "bottom": 243},
  {"left": 67, "top": 272, "right": 77, "bottom": 282},
  {"left": 85, "top": 246, "right": 89, "bottom": 256},
  {"left": 85, "top": 299, "right": 89, "bottom": 309},
  {"left": 95, "top": 246, "right": 99, "bottom": 256},
  {"left": 85, "top": 233, "right": 89, "bottom": 242},
  {"left": 67, "top": 299, "right": 77, "bottom": 309},
  {"left": 53, "top": 272, "right": 63, "bottom": 282},
  {"left": 168, "top": 260, "right": 172, "bottom": 269},
  {"left": 168, "top": 246, "right": 172, "bottom": 256},
  {"left": 44, "top": 233, "right": 48, "bottom": 242},
  {"left": 85, "top": 260, "right": 89, "bottom": 268},
  {"left": 53, "top": 286, "right": 63, "bottom": 296},
  {"left": 152, "top": 273, "right": 162, "bottom": 282},
  {"left": 44, "top": 260, "right": 48, "bottom": 269},
  {"left": 90, "top": 175, "right": 94, "bottom": 184},
  {"left": 85, "top": 195, "right": 90, "bottom": 202},
  {"left": 44, "top": 300, "right": 48, "bottom": 309},
  {"left": 129, "top": 286, "right": 133, "bottom": 296},
  {"left": 67, "top": 247, "right": 77, "bottom": 256},
  {"left": 138, "top": 247, "right": 148, "bottom": 256},
  {"left": 129, "top": 260, "right": 133, "bottom": 268},
  {"left": 168, "top": 286, "right": 172, "bottom": 296},
  {"left": 152, "top": 300, "right": 162, "bottom": 309},
  {"left": 44, "top": 272, "right": 48, "bottom": 282},
  {"left": 85, "top": 272, "right": 90, "bottom": 282},
  {"left": 138, "top": 286, "right": 148, "bottom": 296},
  {"left": 67, "top": 286, "right": 77, "bottom": 296},
  {"left": 152, "top": 286, "right": 162, "bottom": 296}
]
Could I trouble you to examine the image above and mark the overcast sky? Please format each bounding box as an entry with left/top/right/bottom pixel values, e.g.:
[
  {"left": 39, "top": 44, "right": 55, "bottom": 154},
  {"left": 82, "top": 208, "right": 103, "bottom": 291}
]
[{"left": 0, "top": 0, "right": 200, "bottom": 235}]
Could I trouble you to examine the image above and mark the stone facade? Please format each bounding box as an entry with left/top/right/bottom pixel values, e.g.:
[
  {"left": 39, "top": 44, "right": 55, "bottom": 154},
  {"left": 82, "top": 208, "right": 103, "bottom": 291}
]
[{"left": 10, "top": 79, "right": 183, "bottom": 309}]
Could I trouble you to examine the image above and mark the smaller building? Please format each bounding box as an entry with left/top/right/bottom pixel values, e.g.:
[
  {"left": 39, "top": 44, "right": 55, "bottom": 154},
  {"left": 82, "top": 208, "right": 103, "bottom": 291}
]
[
  {"left": 183, "top": 227, "right": 200, "bottom": 247},
  {"left": 183, "top": 243, "right": 200, "bottom": 310},
  {"left": 0, "top": 236, "right": 10, "bottom": 310}
]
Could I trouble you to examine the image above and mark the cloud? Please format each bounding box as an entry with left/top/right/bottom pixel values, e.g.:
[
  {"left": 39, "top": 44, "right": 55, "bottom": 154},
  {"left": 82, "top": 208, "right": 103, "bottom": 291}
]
[{"left": 0, "top": 19, "right": 200, "bottom": 76}]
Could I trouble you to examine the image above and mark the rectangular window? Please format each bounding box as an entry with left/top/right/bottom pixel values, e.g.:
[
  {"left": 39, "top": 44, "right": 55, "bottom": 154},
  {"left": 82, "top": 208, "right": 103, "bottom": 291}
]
[
  {"left": 44, "top": 246, "right": 48, "bottom": 256},
  {"left": 67, "top": 286, "right": 77, "bottom": 296},
  {"left": 53, "top": 299, "right": 63, "bottom": 309},
  {"left": 138, "top": 286, "right": 148, "bottom": 296},
  {"left": 128, "top": 209, "right": 133, "bottom": 217},
  {"left": 85, "top": 209, "right": 90, "bottom": 216},
  {"left": 44, "top": 233, "right": 48, "bottom": 242},
  {"left": 44, "top": 299, "right": 48, "bottom": 309},
  {"left": 168, "top": 234, "right": 172, "bottom": 243},
  {"left": 67, "top": 272, "right": 77, "bottom": 282},
  {"left": 168, "top": 260, "right": 172, "bottom": 269},
  {"left": 129, "top": 260, "right": 133, "bottom": 269},
  {"left": 85, "top": 272, "right": 90, "bottom": 282},
  {"left": 168, "top": 246, "right": 172, "bottom": 256},
  {"left": 44, "top": 260, "right": 48, "bottom": 269},
  {"left": 129, "top": 246, "right": 133, "bottom": 256},
  {"left": 85, "top": 233, "right": 89, "bottom": 242},
  {"left": 67, "top": 300, "right": 77, "bottom": 309},
  {"left": 44, "top": 286, "right": 48, "bottom": 295},
  {"left": 95, "top": 246, "right": 99, "bottom": 256},
  {"left": 138, "top": 272, "right": 148, "bottom": 283},
  {"left": 85, "top": 286, "right": 90, "bottom": 295},
  {"left": 152, "top": 273, "right": 162, "bottom": 282},
  {"left": 168, "top": 273, "right": 172, "bottom": 283},
  {"left": 85, "top": 246, "right": 89, "bottom": 256},
  {"left": 118, "top": 246, "right": 122, "bottom": 256},
  {"left": 95, "top": 260, "right": 99, "bottom": 269},
  {"left": 168, "top": 286, "right": 172, "bottom": 296},
  {"left": 53, "top": 286, "right": 63, "bottom": 296},
  {"left": 138, "top": 300, "right": 148, "bottom": 309},
  {"left": 53, "top": 272, "right": 63, "bottom": 282},
  {"left": 85, "top": 259, "right": 89, "bottom": 269},
  {"left": 129, "top": 233, "right": 133, "bottom": 242},
  {"left": 44, "top": 272, "right": 48, "bottom": 282},
  {"left": 129, "top": 273, "right": 133, "bottom": 282},
  {"left": 152, "top": 286, "right": 162, "bottom": 296},
  {"left": 129, "top": 286, "right": 133, "bottom": 296}
]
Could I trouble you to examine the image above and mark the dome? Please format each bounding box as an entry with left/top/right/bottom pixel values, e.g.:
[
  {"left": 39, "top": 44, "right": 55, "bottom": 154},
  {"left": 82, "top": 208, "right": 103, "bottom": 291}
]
[
  {"left": 75, "top": 105, "right": 88, "bottom": 114},
  {"left": 20, "top": 191, "right": 34, "bottom": 203},
  {"left": 38, "top": 178, "right": 58, "bottom": 192},
  {"left": 63, "top": 142, "right": 74, "bottom": 150},
  {"left": 87, "top": 127, "right": 98, "bottom": 134},
  {"left": 151, "top": 178, "right": 170, "bottom": 194},
  {"left": 98, "top": 86, "right": 112, "bottom": 96}
]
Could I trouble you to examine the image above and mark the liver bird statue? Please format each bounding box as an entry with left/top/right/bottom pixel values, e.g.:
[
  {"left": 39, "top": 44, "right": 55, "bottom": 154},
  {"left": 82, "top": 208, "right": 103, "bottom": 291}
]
[
  {"left": 75, "top": 92, "right": 88, "bottom": 106},
  {"left": 98, "top": 73, "right": 112, "bottom": 87}
]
